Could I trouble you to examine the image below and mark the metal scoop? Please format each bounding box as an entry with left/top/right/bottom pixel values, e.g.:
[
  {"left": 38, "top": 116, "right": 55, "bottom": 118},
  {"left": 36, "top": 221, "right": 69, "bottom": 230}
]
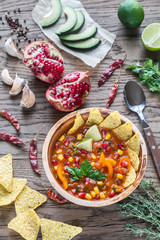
[{"left": 124, "top": 81, "right": 160, "bottom": 178}]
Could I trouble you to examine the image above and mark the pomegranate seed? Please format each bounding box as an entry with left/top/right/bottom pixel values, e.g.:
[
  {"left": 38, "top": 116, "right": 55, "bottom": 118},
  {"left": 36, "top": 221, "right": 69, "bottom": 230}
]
[
  {"left": 55, "top": 143, "right": 59, "bottom": 149},
  {"left": 52, "top": 160, "right": 57, "bottom": 165},
  {"left": 78, "top": 193, "right": 86, "bottom": 199},
  {"left": 121, "top": 161, "right": 128, "bottom": 168},
  {"left": 85, "top": 178, "right": 90, "bottom": 184},
  {"left": 80, "top": 149, "right": 86, "bottom": 154},
  {"left": 28, "top": 49, "right": 32, "bottom": 55},
  {"left": 64, "top": 161, "right": 69, "bottom": 165},
  {"left": 118, "top": 144, "right": 124, "bottom": 149},
  {"left": 106, "top": 146, "right": 111, "bottom": 152},
  {"left": 64, "top": 140, "right": 70, "bottom": 147},
  {"left": 114, "top": 154, "right": 119, "bottom": 160},
  {"left": 64, "top": 167, "right": 68, "bottom": 173},
  {"left": 71, "top": 189, "right": 77, "bottom": 194},
  {"left": 95, "top": 195, "right": 100, "bottom": 200},
  {"left": 83, "top": 129, "right": 87, "bottom": 134},
  {"left": 64, "top": 153, "right": 69, "bottom": 158},
  {"left": 102, "top": 142, "right": 108, "bottom": 148},
  {"left": 78, "top": 128, "right": 83, "bottom": 133},
  {"left": 75, "top": 157, "right": 80, "bottom": 165},
  {"left": 24, "top": 58, "right": 28, "bottom": 63},
  {"left": 101, "top": 129, "right": 106, "bottom": 135},
  {"left": 109, "top": 190, "right": 115, "bottom": 198}
]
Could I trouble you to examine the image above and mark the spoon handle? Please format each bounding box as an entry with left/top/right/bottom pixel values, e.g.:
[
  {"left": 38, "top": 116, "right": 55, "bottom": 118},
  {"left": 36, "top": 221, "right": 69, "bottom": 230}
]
[{"left": 143, "top": 127, "right": 160, "bottom": 178}]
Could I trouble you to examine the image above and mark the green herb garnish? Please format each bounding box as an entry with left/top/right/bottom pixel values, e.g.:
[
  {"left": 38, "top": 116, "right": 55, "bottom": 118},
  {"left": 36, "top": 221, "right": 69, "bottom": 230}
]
[
  {"left": 127, "top": 59, "right": 160, "bottom": 96},
  {"left": 67, "top": 159, "right": 106, "bottom": 182},
  {"left": 119, "top": 180, "right": 160, "bottom": 240}
]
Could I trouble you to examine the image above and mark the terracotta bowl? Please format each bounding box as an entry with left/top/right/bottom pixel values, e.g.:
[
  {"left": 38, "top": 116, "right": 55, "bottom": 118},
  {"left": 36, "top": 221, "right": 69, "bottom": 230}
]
[{"left": 42, "top": 108, "right": 147, "bottom": 207}]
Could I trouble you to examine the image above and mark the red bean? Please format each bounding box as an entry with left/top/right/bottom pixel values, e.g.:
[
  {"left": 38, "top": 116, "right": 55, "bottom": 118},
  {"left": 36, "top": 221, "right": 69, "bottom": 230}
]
[
  {"left": 109, "top": 190, "right": 115, "bottom": 198},
  {"left": 78, "top": 193, "right": 86, "bottom": 198},
  {"left": 95, "top": 195, "right": 100, "bottom": 200},
  {"left": 52, "top": 160, "right": 57, "bottom": 165},
  {"left": 102, "top": 142, "right": 108, "bottom": 148},
  {"left": 64, "top": 153, "right": 69, "bottom": 158},
  {"left": 121, "top": 161, "right": 128, "bottom": 168}
]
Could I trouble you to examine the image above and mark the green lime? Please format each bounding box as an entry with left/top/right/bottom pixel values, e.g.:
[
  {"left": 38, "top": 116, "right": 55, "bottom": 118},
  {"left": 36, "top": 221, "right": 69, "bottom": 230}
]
[
  {"left": 141, "top": 23, "right": 160, "bottom": 51},
  {"left": 85, "top": 125, "right": 102, "bottom": 141},
  {"left": 76, "top": 139, "right": 93, "bottom": 152},
  {"left": 118, "top": 0, "right": 144, "bottom": 29}
]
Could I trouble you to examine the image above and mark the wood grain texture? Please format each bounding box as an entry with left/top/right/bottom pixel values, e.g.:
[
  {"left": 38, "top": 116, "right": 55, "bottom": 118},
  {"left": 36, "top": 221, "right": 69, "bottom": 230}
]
[{"left": 0, "top": 0, "right": 160, "bottom": 239}]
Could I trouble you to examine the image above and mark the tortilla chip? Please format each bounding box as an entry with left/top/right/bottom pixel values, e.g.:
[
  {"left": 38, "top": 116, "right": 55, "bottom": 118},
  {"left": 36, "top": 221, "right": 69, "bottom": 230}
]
[
  {"left": 123, "top": 166, "right": 136, "bottom": 188},
  {"left": 8, "top": 209, "right": 40, "bottom": 240},
  {"left": 99, "top": 111, "right": 121, "bottom": 130},
  {"left": 112, "top": 121, "right": 133, "bottom": 141},
  {"left": 0, "top": 154, "right": 13, "bottom": 192},
  {"left": 41, "top": 218, "right": 82, "bottom": 240},
  {"left": 125, "top": 133, "right": 140, "bottom": 156},
  {"left": 67, "top": 114, "right": 84, "bottom": 135},
  {"left": 86, "top": 108, "right": 103, "bottom": 125},
  {"left": 0, "top": 178, "right": 27, "bottom": 206},
  {"left": 127, "top": 148, "right": 140, "bottom": 172},
  {"left": 15, "top": 186, "right": 47, "bottom": 215}
]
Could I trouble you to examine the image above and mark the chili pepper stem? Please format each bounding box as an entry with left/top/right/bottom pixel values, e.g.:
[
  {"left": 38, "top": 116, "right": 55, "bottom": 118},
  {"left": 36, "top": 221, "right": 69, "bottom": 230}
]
[{"left": 33, "top": 124, "right": 45, "bottom": 141}]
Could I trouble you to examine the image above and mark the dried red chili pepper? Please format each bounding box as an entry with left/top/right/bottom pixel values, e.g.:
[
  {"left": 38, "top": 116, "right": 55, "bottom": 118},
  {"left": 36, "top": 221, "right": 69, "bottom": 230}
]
[
  {"left": 0, "top": 132, "right": 25, "bottom": 145},
  {"left": 1, "top": 110, "right": 20, "bottom": 130},
  {"left": 106, "top": 67, "right": 122, "bottom": 108},
  {"left": 29, "top": 125, "right": 44, "bottom": 175},
  {"left": 47, "top": 189, "right": 67, "bottom": 203},
  {"left": 98, "top": 55, "right": 127, "bottom": 87}
]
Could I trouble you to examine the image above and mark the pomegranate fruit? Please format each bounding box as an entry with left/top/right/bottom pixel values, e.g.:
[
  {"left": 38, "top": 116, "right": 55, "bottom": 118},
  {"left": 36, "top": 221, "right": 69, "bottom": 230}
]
[
  {"left": 46, "top": 71, "right": 91, "bottom": 112},
  {"left": 22, "top": 41, "right": 64, "bottom": 84}
]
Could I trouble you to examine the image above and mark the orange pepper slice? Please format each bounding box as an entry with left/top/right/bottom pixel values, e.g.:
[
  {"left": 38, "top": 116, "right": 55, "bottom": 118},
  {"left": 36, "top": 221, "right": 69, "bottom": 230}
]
[
  {"left": 105, "top": 159, "right": 117, "bottom": 167},
  {"left": 99, "top": 153, "right": 113, "bottom": 178},
  {"left": 57, "top": 164, "right": 68, "bottom": 190},
  {"left": 119, "top": 157, "right": 131, "bottom": 171}
]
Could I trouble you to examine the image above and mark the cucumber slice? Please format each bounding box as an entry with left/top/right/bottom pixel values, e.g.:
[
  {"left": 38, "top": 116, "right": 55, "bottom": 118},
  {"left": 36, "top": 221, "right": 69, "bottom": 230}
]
[
  {"left": 56, "top": 6, "right": 77, "bottom": 35},
  {"left": 68, "top": 10, "right": 85, "bottom": 34},
  {"left": 61, "top": 38, "right": 101, "bottom": 50},
  {"left": 85, "top": 125, "right": 102, "bottom": 141},
  {"left": 59, "top": 26, "right": 97, "bottom": 42},
  {"left": 41, "top": 0, "right": 62, "bottom": 27},
  {"left": 76, "top": 139, "right": 93, "bottom": 152}
]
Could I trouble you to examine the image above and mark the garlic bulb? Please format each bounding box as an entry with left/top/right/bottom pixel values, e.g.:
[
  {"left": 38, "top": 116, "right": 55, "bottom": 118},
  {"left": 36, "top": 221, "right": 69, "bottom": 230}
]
[
  {"left": 4, "top": 38, "right": 20, "bottom": 58},
  {"left": 1, "top": 69, "right": 14, "bottom": 85},
  {"left": 20, "top": 82, "right": 36, "bottom": 108},
  {"left": 9, "top": 74, "right": 24, "bottom": 95}
]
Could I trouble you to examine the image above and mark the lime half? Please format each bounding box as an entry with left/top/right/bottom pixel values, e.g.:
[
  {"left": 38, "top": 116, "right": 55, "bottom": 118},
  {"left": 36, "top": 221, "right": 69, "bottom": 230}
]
[
  {"left": 76, "top": 139, "right": 93, "bottom": 152},
  {"left": 141, "top": 23, "right": 160, "bottom": 51},
  {"left": 85, "top": 125, "right": 102, "bottom": 141}
]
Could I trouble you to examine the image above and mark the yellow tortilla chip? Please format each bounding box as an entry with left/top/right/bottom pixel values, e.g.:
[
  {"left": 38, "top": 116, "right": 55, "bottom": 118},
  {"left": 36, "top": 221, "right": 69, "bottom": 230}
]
[
  {"left": 41, "top": 218, "right": 82, "bottom": 240},
  {"left": 67, "top": 114, "right": 84, "bottom": 135},
  {"left": 8, "top": 209, "right": 40, "bottom": 240},
  {"left": 15, "top": 186, "right": 47, "bottom": 215},
  {"left": 0, "top": 178, "right": 27, "bottom": 206},
  {"left": 99, "top": 111, "right": 121, "bottom": 130},
  {"left": 112, "top": 121, "right": 133, "bottom": 141},
  {"left": 0, "top": 154, "right": 13, "bottom": 192},
  {"left": 127, "top": 148, "right": 140, "bottom": 172},
  {"left": 123, "top": 166, "right": 136, "bottom": 188},
  {"left": 125, "top": 133, "right": 140, "bottom": 156},
  {"left": 86, "top": 108, "right": 103, "bottom": 125}
]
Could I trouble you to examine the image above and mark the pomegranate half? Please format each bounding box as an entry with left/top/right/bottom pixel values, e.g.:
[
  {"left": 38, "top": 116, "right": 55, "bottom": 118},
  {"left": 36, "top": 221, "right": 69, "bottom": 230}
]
[
  {"left": 22, "top": 41, "right": 64, "bottom": 84},
  {"left": 46, "top": 72, "right": 91, "bottom": 112}
]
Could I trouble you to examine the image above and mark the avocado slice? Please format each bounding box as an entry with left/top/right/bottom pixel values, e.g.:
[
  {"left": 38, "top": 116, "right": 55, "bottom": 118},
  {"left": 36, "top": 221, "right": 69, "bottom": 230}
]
[
  {"left": 41, "top": 0, "right": 62, "bottom": 27},
  {"left": 61, "top": 38, "right": 101, "bottom": 50},
  {"left": 68, "top": 10, "right": 85, "bottom": 34},
  {"left": 59, "top": 26, "right": 97, "bottom": 42},
  {"left": 56, "top": 6, "right": 77, "bottom": 35}
]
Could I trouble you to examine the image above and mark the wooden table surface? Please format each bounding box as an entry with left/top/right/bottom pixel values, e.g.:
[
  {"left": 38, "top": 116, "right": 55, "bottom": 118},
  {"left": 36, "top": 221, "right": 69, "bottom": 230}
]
[{"left": 0, "top": 0, "right": 160, "bottom": 239}]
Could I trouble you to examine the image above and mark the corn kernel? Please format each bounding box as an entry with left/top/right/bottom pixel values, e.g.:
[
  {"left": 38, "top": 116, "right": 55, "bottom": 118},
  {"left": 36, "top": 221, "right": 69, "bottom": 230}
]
[
  {"left": 85, "top": 193, "right": 92, "bottom": 200},
  {"left": 117, "top": 173, "right": 123, "bottom": 180},
  {"left": 57, "top": 154, "right": 64, "bottom": 161},
  {"left": 91, "top": 154, "right": 96, "bottom": 160},
  {"left": 91, "top": 162, "right": 95, "bottom": 167},
  {"left": 94, "top": 186, "right": 100, "bottom": 195},
  {"left": 68, "top": 157, "right": 74, "bottom": 162},
  {"left": 100, "top": 192, "right": 106, "bottom": 199},
  {"left": 117, "top": 149, "right": 123, "bottom": 156},
  {"left": 59, "top": 135, "right": 65, "bottom": 142},
  {"left": 97, "top": 181, "right": 103, "bottom": 186},
  {"left": 54, "top": 166, "right": 58, "bottom": 171},
  {"left": 56, "top": 149, "right": 62, "bottom": 154},
  {"left": 90, "top": 191, "right": 96, "bottom": 198},
  {"left": 77, "top": 134, "right": 83, "bottom": 140},
  {"left": 105, "top": 133, "right": 111, "bottom": 140}
]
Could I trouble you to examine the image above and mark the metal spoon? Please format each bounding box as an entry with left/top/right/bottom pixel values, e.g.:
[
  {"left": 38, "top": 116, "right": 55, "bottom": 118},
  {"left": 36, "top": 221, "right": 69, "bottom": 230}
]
[{"left": 124, "top": 80, "right": 160, "bottom": 178}]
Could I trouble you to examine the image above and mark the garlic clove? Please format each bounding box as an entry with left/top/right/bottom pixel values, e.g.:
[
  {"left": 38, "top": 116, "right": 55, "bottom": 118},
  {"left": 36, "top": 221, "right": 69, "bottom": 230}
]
[
  {"left": 4, "top": 38, "right": 20, "bottom": 58},
  {"left": 9, "top": 74, "right": 24, "bottom": 96},
  {"left": 1, "top": 69, "right": 14, "bottom": 86},
  {"left": 20, "top": 82, "right": 36, "bottom": 108}
]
